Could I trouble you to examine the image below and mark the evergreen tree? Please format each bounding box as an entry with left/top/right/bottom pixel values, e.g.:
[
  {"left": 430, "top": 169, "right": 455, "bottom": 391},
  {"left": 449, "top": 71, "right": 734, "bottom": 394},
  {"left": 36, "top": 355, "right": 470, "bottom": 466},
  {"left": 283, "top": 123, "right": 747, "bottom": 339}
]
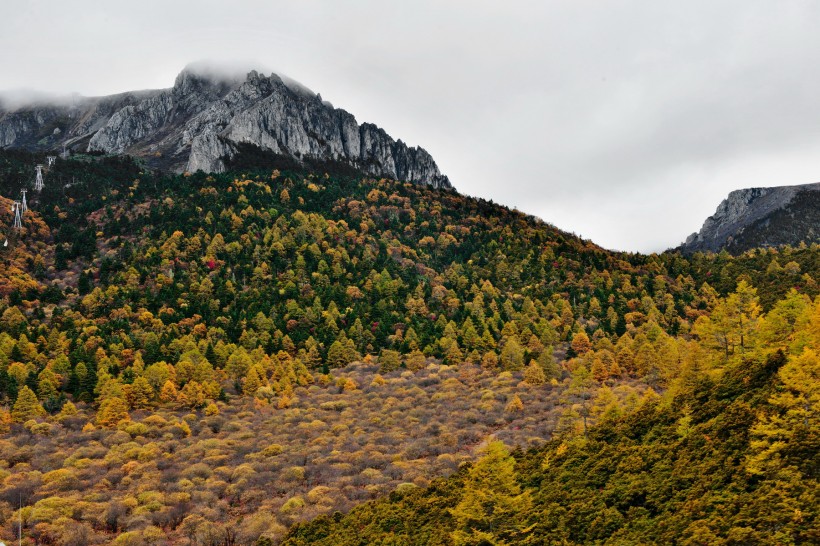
[
  {"left": 523, "top": 361, "right": 546, "bottom": 385},
  {"left": 243, "top": 366, "right": 265, "bottom": 396},
  {"left": 128, "top": 376, "right": 155, "bottom": 410},
  {"left": 378, "top": 349, "right": 401, "bottom": 373},
  {"left": 37, "top": 369, "right": 59, "bottom": 401},
  {"left": 11, "top": 385, "right": 46, "bottom": 422},
  {"left": 499, "top": 337, "right": 524, "bottom": 371},
  {"left": 570, "top": 330, "right": 592, "bottom": 356},
  {"left": 404, "top": 349, "right": 427, "bottom": 371},
  {"left": 747, "top": 348, "right": 820, "bottom": 476},
  {"left": 444, "top": 340, "right": 464, "bottom": 366},
  {"left": 0, "top": 409, "right": 11, "bottom": 433},
  {"left": 96, "top": 396, "right": 130, "bottom": 427},
  {"left": 505, "top": 394, "right": 524, "bottom": 413},
  {"left": 160, "top": 380, "right": 179, "bottom": 404},
  {"left": 450, "top": 441, "right": 532, "bottom": 545}
]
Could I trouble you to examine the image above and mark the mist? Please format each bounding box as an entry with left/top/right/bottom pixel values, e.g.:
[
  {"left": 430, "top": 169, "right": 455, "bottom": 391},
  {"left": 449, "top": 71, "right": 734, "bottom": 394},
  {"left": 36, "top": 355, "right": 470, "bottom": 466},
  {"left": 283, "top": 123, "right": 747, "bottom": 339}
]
[
  {"left": 182, "top": 59, "right": 269, "bottom": 83},
  {"left": 0, "top": 89, "right": 83, "bottom": 110}
]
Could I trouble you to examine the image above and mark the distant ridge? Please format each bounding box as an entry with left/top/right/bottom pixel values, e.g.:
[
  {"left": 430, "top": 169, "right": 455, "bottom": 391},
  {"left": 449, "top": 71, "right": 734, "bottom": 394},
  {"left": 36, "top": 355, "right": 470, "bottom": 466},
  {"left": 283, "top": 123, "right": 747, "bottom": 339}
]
[
  {"left": 0, "top": 65, "right": 452, "bottom": 188},
  {"left": 679, "top": 182, "right": 820, "bottom": 254}
]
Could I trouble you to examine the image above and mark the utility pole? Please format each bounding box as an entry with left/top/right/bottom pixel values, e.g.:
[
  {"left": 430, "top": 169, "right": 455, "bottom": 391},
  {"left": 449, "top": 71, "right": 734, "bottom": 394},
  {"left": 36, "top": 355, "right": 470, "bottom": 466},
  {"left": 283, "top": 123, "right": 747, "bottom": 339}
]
[
  {"left": 34, "top": 165, "right": 44, "bottom": 192},
  {"left": 12, "top": 201, "right": 22, "bottom": 230}
]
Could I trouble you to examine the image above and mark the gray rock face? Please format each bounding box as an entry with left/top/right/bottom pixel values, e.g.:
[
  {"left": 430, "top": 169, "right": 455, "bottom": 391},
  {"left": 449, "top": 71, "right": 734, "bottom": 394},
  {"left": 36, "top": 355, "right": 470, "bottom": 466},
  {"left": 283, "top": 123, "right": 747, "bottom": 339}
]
[
  {"left": 680, "top": 182, "right": 820, "bottom": 253},
  {"left": 0, "top": 66, "right": 452, "bottom": 189}
]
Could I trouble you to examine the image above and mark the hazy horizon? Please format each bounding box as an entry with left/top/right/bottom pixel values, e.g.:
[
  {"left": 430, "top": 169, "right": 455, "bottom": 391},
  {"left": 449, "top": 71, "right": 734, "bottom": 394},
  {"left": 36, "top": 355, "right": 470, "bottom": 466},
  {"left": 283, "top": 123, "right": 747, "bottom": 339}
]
[{"left": 3, "top": 1, "right": 820, "bottom": 253}]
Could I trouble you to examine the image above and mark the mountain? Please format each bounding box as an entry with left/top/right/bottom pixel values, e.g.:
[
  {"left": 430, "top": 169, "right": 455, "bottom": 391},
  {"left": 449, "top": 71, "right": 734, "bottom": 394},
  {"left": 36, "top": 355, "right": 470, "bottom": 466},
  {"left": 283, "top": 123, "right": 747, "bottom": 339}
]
[
  {"left": 680, "top": 182, "right": 820, "bottom": 254},
  {"left": 0, "top": 65, "right": 452, "bottom": 188}
]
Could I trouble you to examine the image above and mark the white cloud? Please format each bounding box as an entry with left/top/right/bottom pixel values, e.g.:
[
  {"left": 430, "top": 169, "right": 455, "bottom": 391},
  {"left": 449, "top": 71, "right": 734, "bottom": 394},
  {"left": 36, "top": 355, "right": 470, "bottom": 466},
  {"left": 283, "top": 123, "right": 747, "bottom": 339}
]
[{"left": 2, "top": 0, "right": 819, "bottom": 252}]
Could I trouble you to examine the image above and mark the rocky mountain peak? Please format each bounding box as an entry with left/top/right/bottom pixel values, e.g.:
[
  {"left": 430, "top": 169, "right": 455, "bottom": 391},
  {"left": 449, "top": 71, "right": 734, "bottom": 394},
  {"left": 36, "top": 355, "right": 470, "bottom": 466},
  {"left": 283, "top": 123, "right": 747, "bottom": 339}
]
[
  {"left": 680, "top": 182, "right": 820, "bottom": 254},
  {"left": 0, "top": 66, "right": 452, "bottom": 189}
]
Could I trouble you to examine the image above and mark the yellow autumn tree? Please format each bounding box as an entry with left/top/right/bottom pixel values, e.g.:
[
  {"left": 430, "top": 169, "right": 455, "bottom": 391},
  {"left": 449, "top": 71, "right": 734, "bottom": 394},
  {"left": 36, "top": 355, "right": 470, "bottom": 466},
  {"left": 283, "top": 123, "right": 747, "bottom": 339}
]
[
  {"left": 693, "top": 280, "right": 762, "bottom": 362},
  {"left": 523, "top": 361, "right": 546, "bottom": 386},
  {"left": 128, "top": 376, "right": 155, "bottom": 410},
  {"left": 56, "top": 401, "right": 78, "bottom": 421},
  {"left": 11, "top": 386, "right": 46, "bottom": 422},
  {"left": 450, "top": 441, "right": 532, "bottom": 545},
  {"left": 0, "top": 408, "right": 11, "bottom": 433},
  {"left": 243, "top": 365, "right": 266, "bottom": 397},
  {"left": 571, "top": 331, "right": 592, "bottom": 356},
  {"left": 747, "top": 348, "right": 820, "bottom": 475},
  {"left": 160, "top": 380, "right": 179, "bottom": 404},
  {"left": 179, "top": 380, "right": 206, "bottom": 408},
  {"left": 96, "top": 397, "right": 130, "bottom": 427},
  {"left": 505, "top": 394, "right": 524, "bottom": 413}
]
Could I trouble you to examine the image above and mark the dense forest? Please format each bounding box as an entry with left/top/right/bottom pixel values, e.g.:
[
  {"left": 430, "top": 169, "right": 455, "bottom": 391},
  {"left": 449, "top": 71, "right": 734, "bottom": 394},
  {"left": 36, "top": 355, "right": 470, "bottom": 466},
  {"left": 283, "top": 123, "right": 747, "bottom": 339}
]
[
  {"left": 0, "top": 149, "right": 817, "bottom": 544},
  {"left": 284, "top": 289, "right": 820, "bottom": 545}
]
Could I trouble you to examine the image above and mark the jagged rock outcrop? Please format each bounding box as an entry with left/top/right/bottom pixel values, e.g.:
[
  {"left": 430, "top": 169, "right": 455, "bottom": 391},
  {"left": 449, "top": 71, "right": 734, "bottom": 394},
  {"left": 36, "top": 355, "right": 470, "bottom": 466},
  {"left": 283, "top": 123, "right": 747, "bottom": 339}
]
[
  {"left": 0, "top": 66, "right": 452, "bottom": 188},
  {"left": 679, "top": 182, "right": 820, "bottom": 254}
]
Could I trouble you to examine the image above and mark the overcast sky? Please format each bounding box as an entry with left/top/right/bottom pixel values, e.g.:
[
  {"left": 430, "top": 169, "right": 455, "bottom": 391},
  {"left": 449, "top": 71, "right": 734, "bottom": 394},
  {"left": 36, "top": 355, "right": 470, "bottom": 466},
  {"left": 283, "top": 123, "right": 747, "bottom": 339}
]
[{"left": 2, "top": 1, "right": 820, "bottom": 252}]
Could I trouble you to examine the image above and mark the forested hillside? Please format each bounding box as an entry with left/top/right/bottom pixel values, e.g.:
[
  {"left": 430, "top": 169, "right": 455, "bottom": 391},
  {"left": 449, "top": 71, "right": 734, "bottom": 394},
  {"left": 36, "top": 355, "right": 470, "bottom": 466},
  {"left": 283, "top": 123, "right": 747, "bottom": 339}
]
[
  {"left": 284, "top": 288, "right": 820, "bottom": 545},
  {"left": 0, "top": 149, "right": 817, "bottom": 544}
]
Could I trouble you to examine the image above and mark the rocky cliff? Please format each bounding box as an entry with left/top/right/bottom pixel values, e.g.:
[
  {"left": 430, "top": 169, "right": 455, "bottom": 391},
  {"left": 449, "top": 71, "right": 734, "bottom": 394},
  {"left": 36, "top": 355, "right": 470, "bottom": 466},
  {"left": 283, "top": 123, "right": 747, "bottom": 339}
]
[
  {"left": 679, "top": 182, "right": 820, "bottom": 254},
  {"left": 0, "top": 66, "right": 452, "bottom": 188}
]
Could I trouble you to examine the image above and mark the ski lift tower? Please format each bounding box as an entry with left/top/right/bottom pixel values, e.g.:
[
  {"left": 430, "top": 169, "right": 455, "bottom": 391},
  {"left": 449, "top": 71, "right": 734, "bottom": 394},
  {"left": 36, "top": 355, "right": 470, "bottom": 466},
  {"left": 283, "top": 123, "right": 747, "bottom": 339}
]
[
  {"left": 20, "top": 190, "right": 27, "bottom": 213},
  {"left": 12, "top": 201, "right": 22, "bottom": 230},
  {"left": 34, "top": 165, "right": 44, "bottom": 191}
]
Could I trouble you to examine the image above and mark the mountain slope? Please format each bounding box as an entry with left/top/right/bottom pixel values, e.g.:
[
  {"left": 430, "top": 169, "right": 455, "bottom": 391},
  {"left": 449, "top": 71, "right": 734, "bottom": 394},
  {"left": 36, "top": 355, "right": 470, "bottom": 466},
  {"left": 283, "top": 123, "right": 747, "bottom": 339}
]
[
  {"left": 0, "top": 149, "right": 818, "bottom": 543},
  {"left": 282, "top": 302, "right": 820, "bottom": 545},
  {"left": 680, "top": 182, "right": 820, "bottom": 254},
  {"left": 0, "top": 66, "right": 452, "bottom": 188}
]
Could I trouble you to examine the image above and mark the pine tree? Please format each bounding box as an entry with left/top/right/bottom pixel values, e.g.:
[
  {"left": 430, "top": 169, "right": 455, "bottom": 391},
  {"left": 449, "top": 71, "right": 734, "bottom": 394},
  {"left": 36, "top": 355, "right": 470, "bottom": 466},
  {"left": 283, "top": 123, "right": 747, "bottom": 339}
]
[
  {"left": 747, "top": 348, "right": 819, "bottom": 475},
  {"left": 37, "top": 369, "right": 59, "bottom": 401},
  {"left": 0, "top": 408, "right": 11, "bottom": 433},
  {"left": 128, "top": 376, "right": 154, "bottom": 410},
  {"left": 570, "top": 331, "right": 592, "bottom": 356},
  {"left": 450, "top": 441, "right": 532, "bottom": 545},
  {"left": 523, "top": 360, "right": 546, "bottom": 385},
  {"left": 79, "top": 362, "right": 97, "bottom": 402},
  {"left": 205, "top": 343, "right": 217, "bottom": 366},
  {"left": 505, "top": 394, "right": 524, "bottom": 413},
  {"left": 378, "top": 349, "right": 401, "bottom": 373},
  {"left": 11, "top": 385, "right": 46, "bottom": 422},
  {"left": 160, "top": 380, "right": 179, "bottom": 404},
  {"left": 180, "top": 381, "right": 206, "bottom": 408},
  {"left": 444, "top": 340, "right": 464, "bottom": 366},
  {"left": 96, "top": 396, "right": 130, "bottom": 427},
  {"left": 243, "top": 366, "right": 265, "bottom": 396},
  {"left": 500, "top": 337, "right": 524, "bottom": 371}
]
